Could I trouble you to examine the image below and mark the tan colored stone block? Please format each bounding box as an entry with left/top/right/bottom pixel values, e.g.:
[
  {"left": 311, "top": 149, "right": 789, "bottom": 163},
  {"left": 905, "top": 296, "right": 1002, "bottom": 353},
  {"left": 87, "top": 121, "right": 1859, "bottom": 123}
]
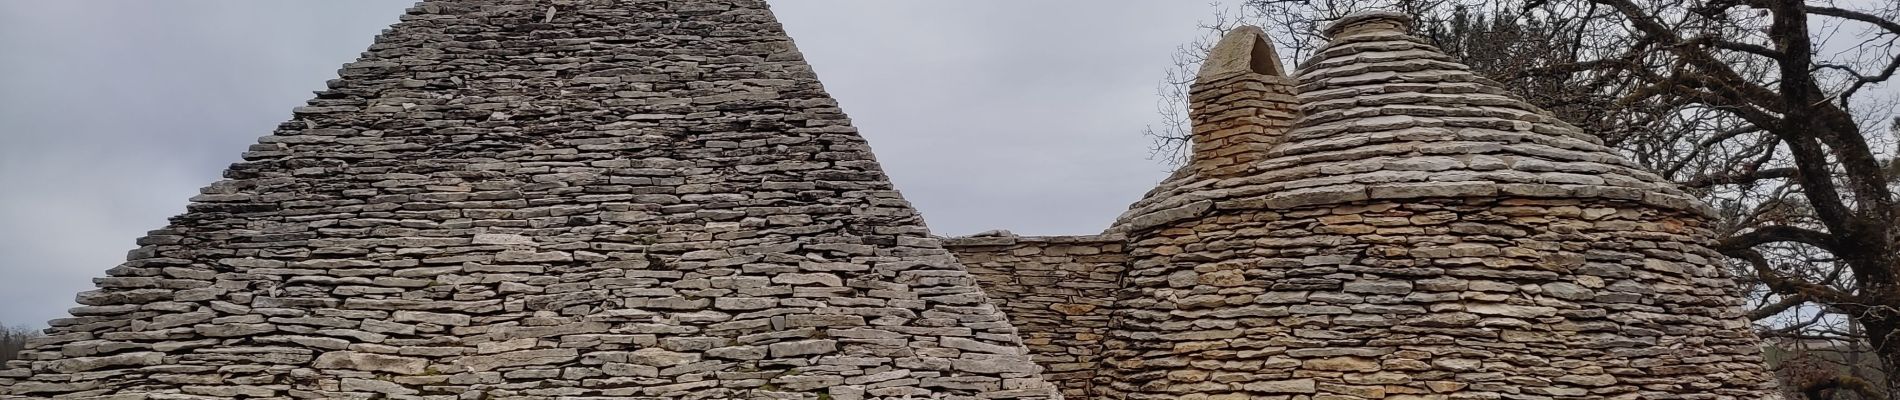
[{"left": 1304, "top": 356, "right": 1382, "bottom": 372}]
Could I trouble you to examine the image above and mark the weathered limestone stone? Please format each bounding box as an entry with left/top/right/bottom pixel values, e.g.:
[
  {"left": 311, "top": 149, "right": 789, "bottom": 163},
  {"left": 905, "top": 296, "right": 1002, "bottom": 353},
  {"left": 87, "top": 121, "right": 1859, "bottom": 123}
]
[
  {"left": 1188, "top": 26, "right": 1299, "bottom": 178},
  {"left": 0, "top": 1, "right": 1055, "bottom": 399},
  {"left": 44, "top": 352, "right": 162, "bottom": 374},
  {"left": 1242, "top": 379, "right": 1317, "bottom": 393},
  {"left": 312, "top": 352, "right": 428, "bottom": 375},
  {"left": 945, "top": 235, "right": 1124, "bottom": 398},
  {"left": 456, "top": 348, "right": 577, "bottom": 372}
]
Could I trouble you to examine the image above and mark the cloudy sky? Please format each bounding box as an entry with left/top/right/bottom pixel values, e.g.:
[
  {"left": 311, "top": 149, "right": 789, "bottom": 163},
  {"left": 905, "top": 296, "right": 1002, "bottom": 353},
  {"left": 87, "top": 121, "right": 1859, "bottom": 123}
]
[{"left": 0, "top": 1, "right": 1231, "bottom": 327}]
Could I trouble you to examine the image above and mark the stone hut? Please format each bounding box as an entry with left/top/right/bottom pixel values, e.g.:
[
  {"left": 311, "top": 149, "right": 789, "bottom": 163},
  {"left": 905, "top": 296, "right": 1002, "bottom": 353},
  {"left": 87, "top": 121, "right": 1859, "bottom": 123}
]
[
  {"left": 1, "top": 1, "right": 1055, "bottom": 399},
  {"left": 1, "top": 2, "right": 1777, "bottom": 400},
  {"left": 947, "top": 11, "right": 1780, "bottom": 400}
]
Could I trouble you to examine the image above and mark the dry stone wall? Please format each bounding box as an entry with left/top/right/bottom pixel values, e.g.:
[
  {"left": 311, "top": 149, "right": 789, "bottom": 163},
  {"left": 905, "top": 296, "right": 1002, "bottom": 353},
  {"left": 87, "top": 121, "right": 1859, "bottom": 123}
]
[
  {"left": 0, "top": 1, "right": 1056, "bottom": 399},
  {"left": 942, "top": 234, "right": 1126, "bottom": 398},
  {"left": 1095, "top": 197, "right": 1775, "bottom": 399}
]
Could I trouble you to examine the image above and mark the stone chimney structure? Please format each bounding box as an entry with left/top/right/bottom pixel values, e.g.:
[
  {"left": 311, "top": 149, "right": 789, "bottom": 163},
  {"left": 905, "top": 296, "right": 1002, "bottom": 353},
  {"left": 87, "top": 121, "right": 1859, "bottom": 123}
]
[
  {"left": 1186, "top": 26, "right": 1299, "bottom": 177},
  {"left": 3, "top": 4, "right": 1780, "bottom": 400}
]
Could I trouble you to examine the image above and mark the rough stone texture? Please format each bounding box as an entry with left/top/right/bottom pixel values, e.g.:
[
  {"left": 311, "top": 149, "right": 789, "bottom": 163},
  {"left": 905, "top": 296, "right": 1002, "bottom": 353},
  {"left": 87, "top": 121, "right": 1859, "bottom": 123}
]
[
  {"left": 0, "top": 1, "right": 1057, "bottom": 399},
  {"left": 1188, "top": 25, "right": 1301, "bottom": 178},
  {"left": 944, "top": 234, "right": 1126, "bottom": 398},
  {"left": 946, "top": 12, "right": 1779, "bottom": 400}
]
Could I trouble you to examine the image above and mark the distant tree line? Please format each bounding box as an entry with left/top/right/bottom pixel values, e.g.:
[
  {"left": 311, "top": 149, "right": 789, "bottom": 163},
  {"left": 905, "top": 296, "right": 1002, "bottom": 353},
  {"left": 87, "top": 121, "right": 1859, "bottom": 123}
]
[{"left": 0, "top": 324, "right": 40, "bottom": 368}]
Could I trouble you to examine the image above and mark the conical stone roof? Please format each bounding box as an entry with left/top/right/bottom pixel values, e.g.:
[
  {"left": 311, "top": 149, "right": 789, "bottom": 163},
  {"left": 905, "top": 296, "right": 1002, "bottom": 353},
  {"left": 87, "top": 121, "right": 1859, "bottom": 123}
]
[
  {"left": 1117, "top": 12, "right": 1708, "bottom": 232},
  {"left": 1093, "top": 12, "right": 1777, "bottom": 400},
  {"left": 0, "top": 1, "right": 1055, "bottom": 399}
]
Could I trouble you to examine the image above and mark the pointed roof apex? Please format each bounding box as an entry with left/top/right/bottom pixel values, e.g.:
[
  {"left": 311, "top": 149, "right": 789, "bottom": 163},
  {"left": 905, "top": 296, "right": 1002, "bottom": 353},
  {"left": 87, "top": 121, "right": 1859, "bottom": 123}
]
[
  {"left": 1323, "top": 11, "right": 1416, "bottom": 38},
  {"left": 1196, "top": 25, "right": 1286, "bottom": 82}
]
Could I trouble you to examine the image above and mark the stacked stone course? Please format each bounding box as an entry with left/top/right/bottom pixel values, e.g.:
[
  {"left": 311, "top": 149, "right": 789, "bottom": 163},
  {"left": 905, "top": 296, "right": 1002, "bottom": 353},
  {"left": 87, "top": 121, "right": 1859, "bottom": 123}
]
[
  {"left": 1186, "top": 26, "right": 1300, "bottom": 178},
  {"left": 3, "top": 4, "right": 1781, "bottom": 400},
  {"left": 943, "top": 234, "right": 1126, "bottom": 398},
  {"left": 0, "top": 1, "right": 1056, "bottom": 399}
]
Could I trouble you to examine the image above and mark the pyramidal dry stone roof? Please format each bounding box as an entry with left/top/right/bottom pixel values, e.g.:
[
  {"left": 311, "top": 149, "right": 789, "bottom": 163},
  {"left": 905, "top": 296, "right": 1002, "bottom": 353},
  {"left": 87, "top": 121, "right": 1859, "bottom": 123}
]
[
  {"left": 0, "top": 1, "right": 1055, "bottom": 399},
  {"left": 1, "top": 4, "right": 1782, "bottom": 400}
]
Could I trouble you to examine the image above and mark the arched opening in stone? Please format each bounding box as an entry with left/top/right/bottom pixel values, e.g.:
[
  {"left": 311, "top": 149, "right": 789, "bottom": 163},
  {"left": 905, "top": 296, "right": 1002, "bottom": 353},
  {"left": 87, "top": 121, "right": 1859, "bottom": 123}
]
[{"left": 1245, "top": 34, "right": 1284, "bottom": 77}]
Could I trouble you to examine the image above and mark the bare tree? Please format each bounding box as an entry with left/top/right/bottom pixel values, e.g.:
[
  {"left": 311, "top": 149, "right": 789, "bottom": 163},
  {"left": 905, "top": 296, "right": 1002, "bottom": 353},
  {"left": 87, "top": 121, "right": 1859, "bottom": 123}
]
[
  {"left": 0, "top": 325, "right": 41, "bottom": 368},
  {"left": 1525, "top": 1, "right": 1900, "bottom": 397}
]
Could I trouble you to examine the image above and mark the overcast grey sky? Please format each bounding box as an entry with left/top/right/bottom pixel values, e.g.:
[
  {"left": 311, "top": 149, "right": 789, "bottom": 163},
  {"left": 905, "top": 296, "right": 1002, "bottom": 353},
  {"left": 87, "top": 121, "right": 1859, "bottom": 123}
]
[{"left": 0, "top": 1, "right": 1227, "bottom": 326}]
